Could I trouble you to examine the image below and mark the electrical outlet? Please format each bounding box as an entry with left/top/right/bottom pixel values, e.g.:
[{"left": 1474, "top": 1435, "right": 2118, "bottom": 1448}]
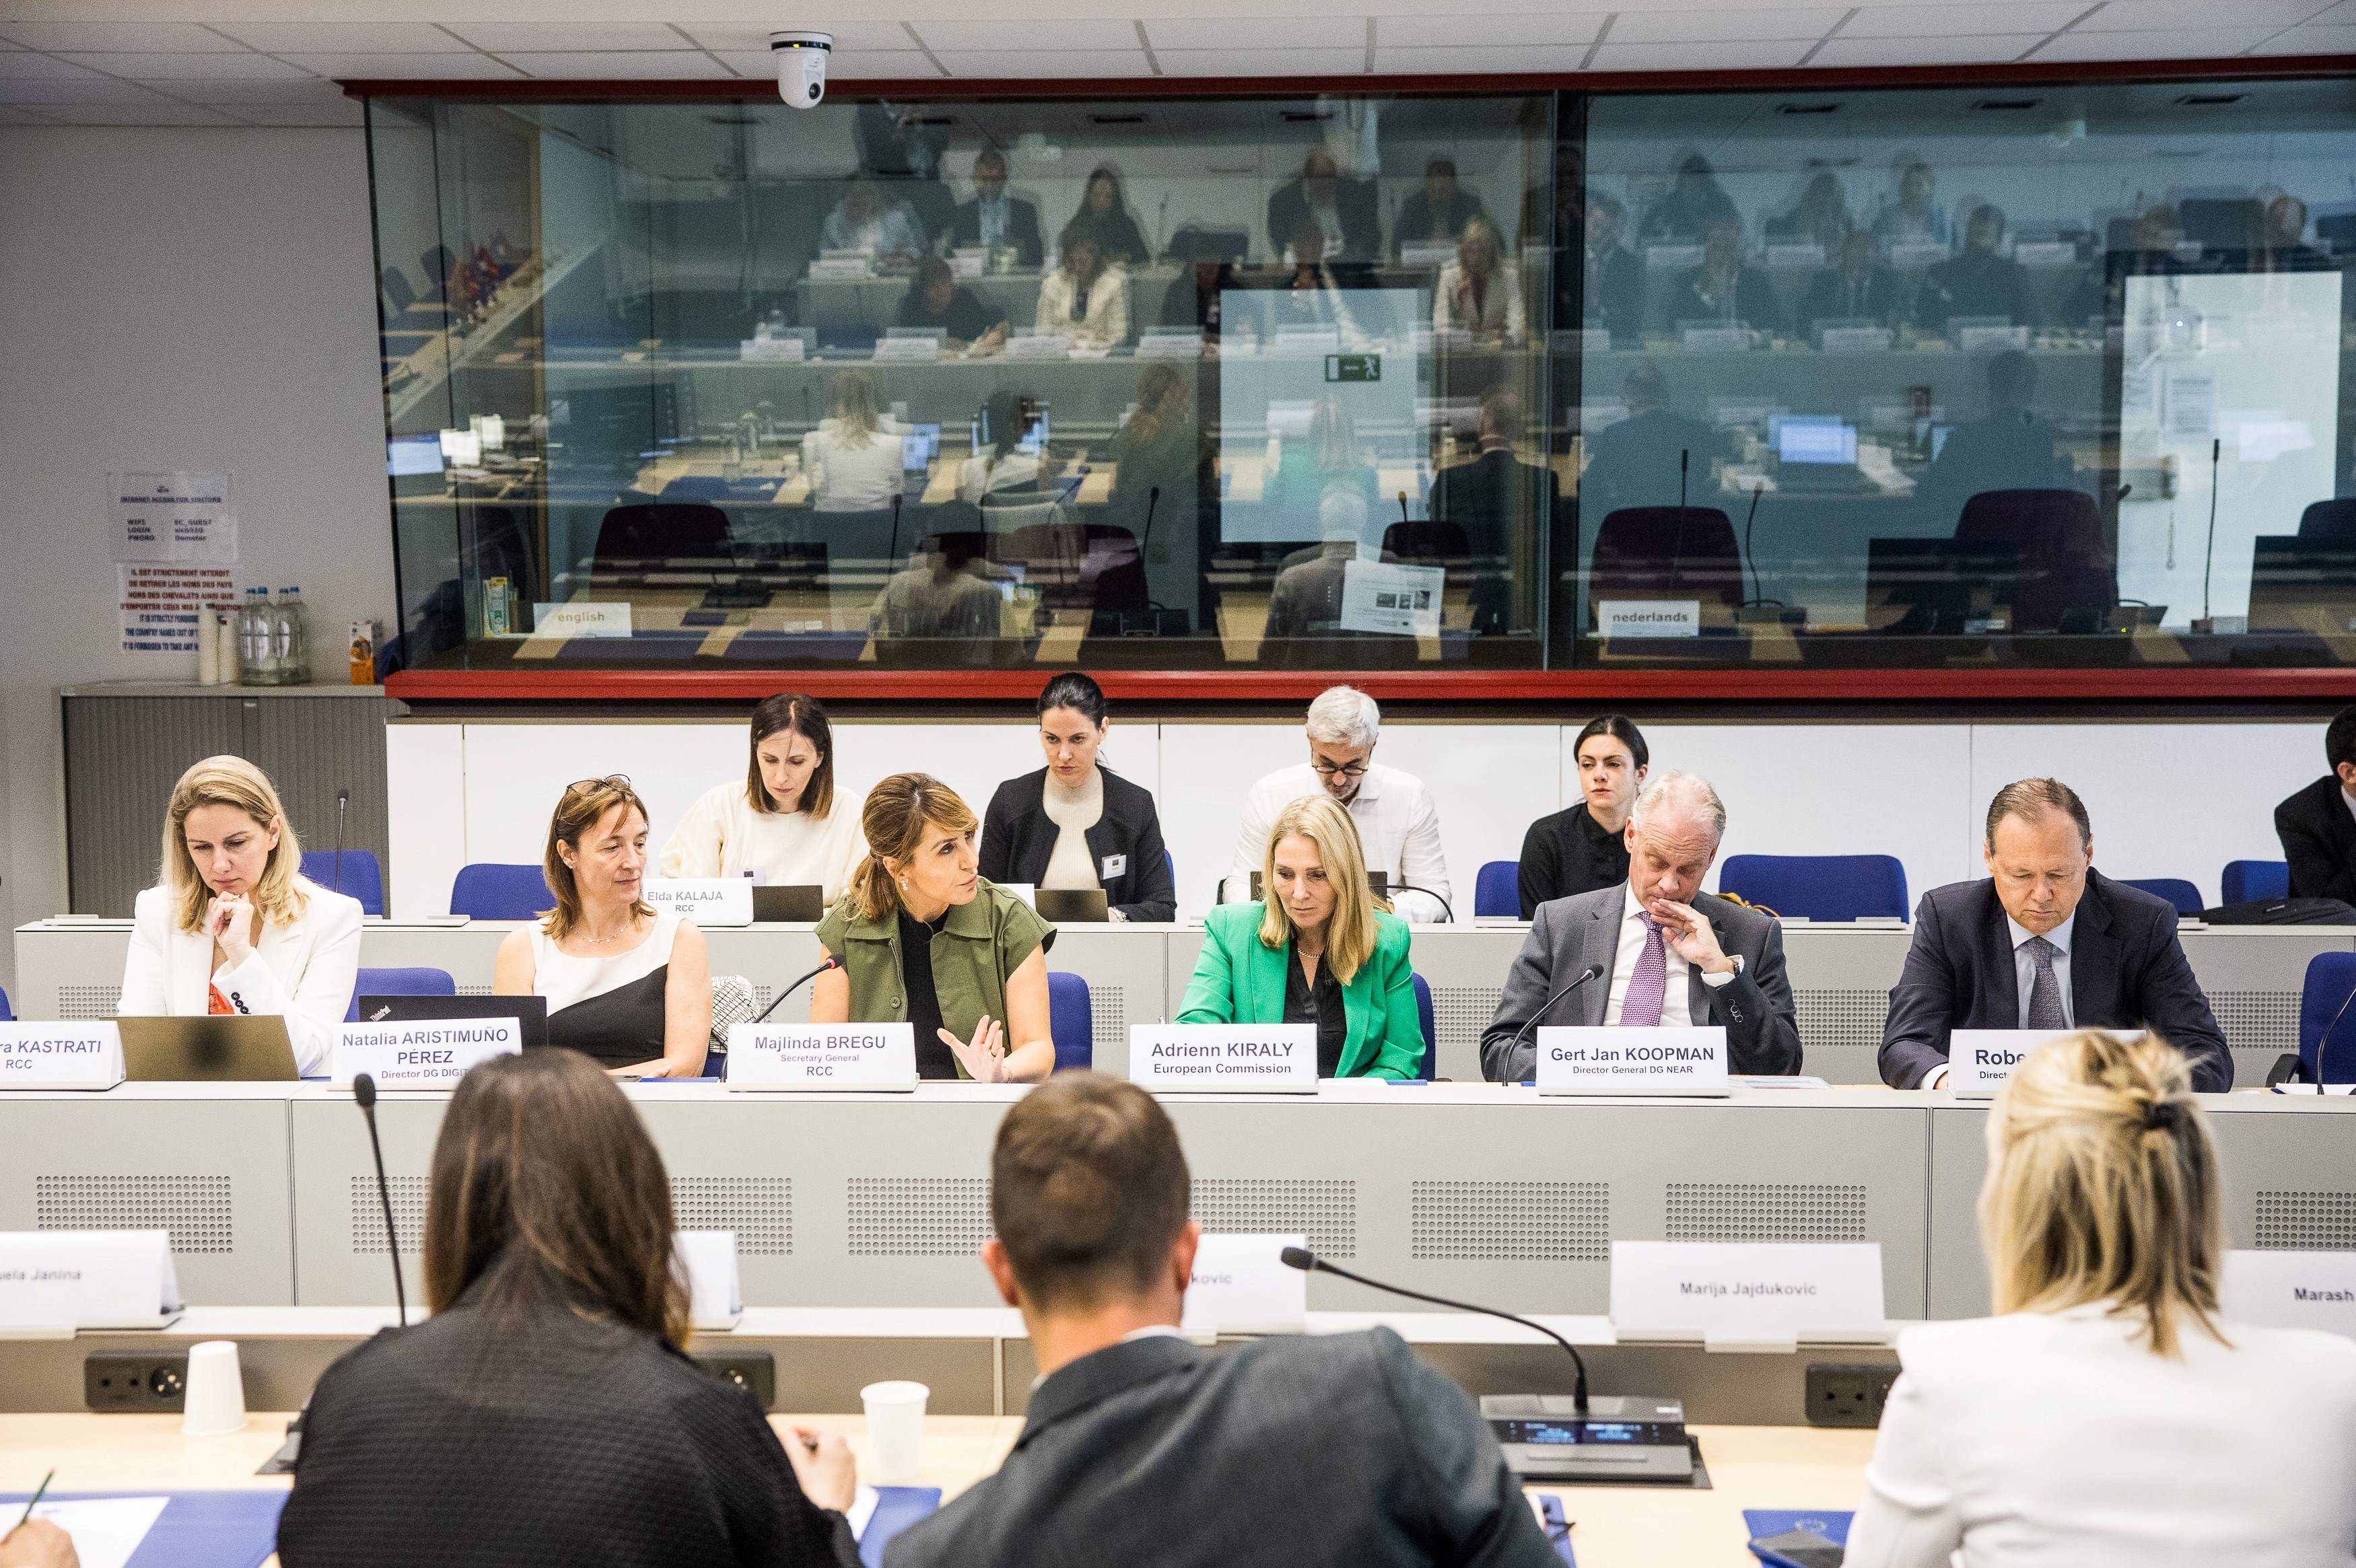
[
  {"left": 692, "top": 1350, "right": 776, "bottom": 1411},
  {"left": 85, "top": 1351, "right": 189, "bottom": 1413},
  {"left": 1804, "top": 1362, "right": 1896, "bottom": 1428}
]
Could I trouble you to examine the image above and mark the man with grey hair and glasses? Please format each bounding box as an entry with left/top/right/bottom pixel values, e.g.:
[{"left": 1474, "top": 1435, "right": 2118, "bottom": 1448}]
[
  {"left": 1480, "top": 770, "right": 1799, "bottom": 1081},
  {"left": 1232, "top": 685, "right": 1452, "bottom": 923}
]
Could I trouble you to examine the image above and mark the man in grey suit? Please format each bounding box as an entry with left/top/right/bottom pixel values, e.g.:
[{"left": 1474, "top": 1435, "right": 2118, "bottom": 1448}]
[
  {"left": 884, "top": 1073, "right": 1558, "bottom": 1568},
  {"left": 1481, "top": 771, "right": 1801, "bottom": 1081}
]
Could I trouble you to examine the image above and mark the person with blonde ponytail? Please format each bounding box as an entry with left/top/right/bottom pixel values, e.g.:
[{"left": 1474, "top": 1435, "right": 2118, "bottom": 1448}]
[
  {"left": 118, "top": 755, "right": 363, "bottom": 1076},
  {"left": 1845, "top": 1029, "right": 2356, "bottom": 1567},
  {"left": 809, "top": 775, "right": 1055, "bottom": 1082}
]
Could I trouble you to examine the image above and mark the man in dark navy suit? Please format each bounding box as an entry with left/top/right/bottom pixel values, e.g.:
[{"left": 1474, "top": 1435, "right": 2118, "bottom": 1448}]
[
  {"left": 2276, "top": 705, "right": 2356, "bottom": 904},
  {"left": 1880, "top": 777, "right": 2231, "bottom": 1092}
]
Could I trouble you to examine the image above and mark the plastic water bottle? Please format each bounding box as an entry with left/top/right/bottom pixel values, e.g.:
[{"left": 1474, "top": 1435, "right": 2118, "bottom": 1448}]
[
  {"left": 273, "top": 587, "right": 312, "bottom": 686},
  {"left": 238, "top": 587, "right": 279, "bottom": 685}
]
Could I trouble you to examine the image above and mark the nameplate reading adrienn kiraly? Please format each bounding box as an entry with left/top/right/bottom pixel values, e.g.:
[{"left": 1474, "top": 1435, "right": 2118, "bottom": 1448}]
[
  {"left": 726, "top": 1024, "right": 917, "bottom": 1091},
  {"left": 1128, "top": 1025, "right": 1317, "bottom": 1092}
]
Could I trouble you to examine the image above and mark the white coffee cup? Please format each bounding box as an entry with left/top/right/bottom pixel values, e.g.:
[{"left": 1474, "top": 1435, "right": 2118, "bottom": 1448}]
[
  {"left": 182, "top": 1340, "right": 247, "bottom": 1437},
  {"left": 859, "top": 1379, "right": 930, "bottom": 1483}
]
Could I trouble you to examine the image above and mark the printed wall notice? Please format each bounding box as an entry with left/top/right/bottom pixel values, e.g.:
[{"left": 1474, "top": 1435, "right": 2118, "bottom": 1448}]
[
  {"left": 119, "top": 565, "right": 237, "bottom": 655},
  {"left": 111, "top": 471, "right": 236, "bottom": 563}
]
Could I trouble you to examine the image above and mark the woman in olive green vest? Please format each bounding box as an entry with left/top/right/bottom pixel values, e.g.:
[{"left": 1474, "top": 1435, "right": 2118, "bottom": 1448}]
[
  {"left": 1179, "top": 793, "right": 1424, "bottom": 1079},
  {"left": 812, "top": 773, "right": 1056, "bottom": 1081}
]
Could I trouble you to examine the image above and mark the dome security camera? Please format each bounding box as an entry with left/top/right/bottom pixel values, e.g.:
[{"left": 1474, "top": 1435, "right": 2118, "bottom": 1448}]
[{"left": 770, "top": 31, "right": 831, "bottom": 108}]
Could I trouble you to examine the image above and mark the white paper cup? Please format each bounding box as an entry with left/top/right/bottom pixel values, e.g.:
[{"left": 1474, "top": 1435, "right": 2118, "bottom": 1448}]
[
  {"left": 181, "top": 1340, "right": 247, "bottom": 1437},
  {"left": 859, "top": 1379, "right": 930, "bottom": 1483}
]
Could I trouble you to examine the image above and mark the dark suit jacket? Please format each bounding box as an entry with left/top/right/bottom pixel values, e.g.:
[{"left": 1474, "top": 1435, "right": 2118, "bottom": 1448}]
[
  {"left": 1668, "top": 263, "right": 1780, "bottom": 332},
  {"left": 948, "top": 195, "right": 1043, "bottom": 268},
  {"left": 1427, "top": 448, "right": 1556, "bottom": 562},
  {"left": 2277, "top": 774, "right": 2356, "bottom": 903},
  {"left": 1915, "top": 250, "right": 2036, "bottom": 330},
  {"left": 1877, "top": 871, "right": 2231, "bottom": 1092},
  {"left": 1802, "top": 264, "right": 1906, "bottom": 330},
  {"left": 882, "top": 1330, "right": 1557, "bottom": 1568},
  {"left": 1480, "top": 883, "right": 1803, "bottom": 1081},
  {"left": 1267, "top": 176, "right": 1383, "bottom": 262},
  {"left": 1396, "top": 188, "right": 1486, "bottom": 252},
  {"left": 279, "top": 1301, "right": 859, "bottom": 1568},
  {"left": 977, "top": 765, "right": 1176, "bottom": 921}
]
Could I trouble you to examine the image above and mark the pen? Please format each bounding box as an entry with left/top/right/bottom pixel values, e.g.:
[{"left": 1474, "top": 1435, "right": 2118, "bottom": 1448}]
[{"left": 13, "top": 1470, "right": 53, "bottom": 1534}]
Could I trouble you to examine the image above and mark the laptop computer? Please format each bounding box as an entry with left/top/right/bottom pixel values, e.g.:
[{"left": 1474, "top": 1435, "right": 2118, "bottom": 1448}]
[
  {"left": 2248, "top": 537, "right": 2356, "bottom": 635},
  {"left": 1035, "top": 888, "right": 1111, "bottom": 923},
  {"left": 118, "top": 1015, "right": 299, "bottom": 1081},
  {"left": 1248, "top": 871, "right": 1390, "bottom": 900},
  {"left": 355, "top": 993, "right": 551, "bottom": 1048},
  {"left": 1865, "top": 538, "right": 2020, "bottom": 635},
  {"left": 751, "top": 884, "right": 827, "bottom": 923}
]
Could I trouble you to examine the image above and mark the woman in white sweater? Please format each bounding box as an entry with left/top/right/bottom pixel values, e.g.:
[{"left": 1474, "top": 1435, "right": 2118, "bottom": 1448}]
[
  {"left": 1844, "top": 1028, "right": 2356, "bottom": 1568},
  {"left": 799, "top": 369, "right": 903, "bottom": 513},
  {"left": 118, "top": 755, "right": 363, "bottom": 1076},
  {"left": 660, "top": 693, "right": 866, "bottom": 904}
]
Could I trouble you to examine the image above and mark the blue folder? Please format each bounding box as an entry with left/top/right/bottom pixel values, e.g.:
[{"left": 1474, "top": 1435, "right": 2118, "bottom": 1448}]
[
  {"left": 859, "top": 1485, "right": 942, "bottom": 1567},
  {"left": 0, "top": 1491, "right": 285, "bottom": 1568},
  {"left": 1538, "top": 1493, "right": 1578, "bottom": 1564},
  {"left": 1743, "top": 1508, "right": 1853, "bottom": 1568}
]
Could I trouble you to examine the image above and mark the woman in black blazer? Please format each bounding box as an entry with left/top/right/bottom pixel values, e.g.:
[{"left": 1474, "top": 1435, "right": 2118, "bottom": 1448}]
[
  {"left": 979, "top": 671, "right": 1177, "bottom": 922},
  {"left": 277, "top": 1051, "right": 861, "bottom": 1568}
]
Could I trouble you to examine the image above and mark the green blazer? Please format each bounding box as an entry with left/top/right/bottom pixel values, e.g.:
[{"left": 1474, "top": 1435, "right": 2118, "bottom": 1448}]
[
  {"left": 815, "top": 880, "right": 1053, "bottom": 1079},
  {"left": 1177, "top": 902, "right": 1424, "bottom": 1079}
]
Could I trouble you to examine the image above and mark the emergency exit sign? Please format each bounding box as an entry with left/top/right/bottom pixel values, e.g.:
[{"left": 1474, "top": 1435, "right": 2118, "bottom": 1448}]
[{"left": 1325, "top": 354, "right": 1381, "bottom": 383}]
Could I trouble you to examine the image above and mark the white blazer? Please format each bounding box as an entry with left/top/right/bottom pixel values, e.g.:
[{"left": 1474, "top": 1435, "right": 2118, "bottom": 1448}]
[
  {"left": 117, "top": 875, "right": 365, "bottom": 1077},
  {"left": 1845, "top": 1302, "right": 2356, "bottom": 1568}
]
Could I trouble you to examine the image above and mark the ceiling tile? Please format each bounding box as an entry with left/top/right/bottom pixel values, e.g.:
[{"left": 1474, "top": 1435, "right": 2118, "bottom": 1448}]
[
  {"left": 497, "top": 51, "right": 733, "bottom": 78},
  {"left": 44, "top": 100, "right": 242, "bottom": 126},
  {"left": 0, "top": 106, "right": 57, "bottom": 122},
  {"left": 224, "top": 101, "right": 368, "bottom": 127},
  {"left": 59, "top": 52, "right": 314, "bottom": 80},
  {"left": 1840, "top": 3, "right": 2086, "bottom": 35},
  {"left": 2028, "top": 26, "right": 2279, "bottom": 56},
  {"left": 685, "top": 23, "right": 917, "bottom": 52},
  {"left": 930, "top": 47, "right": 1158, "bottom": 75},
  {"left": 1371, "top": 42, "right": 1593, "bottom": 69},
  {"left": 1155, "top": 46, "right": 1368, "bottom": 73},
  {"left": 284, "top": 52, "right": 528, "bottom": 79},
  {"left": 450, "top": 24, "right": 693, "bottom": 52},
  {"left": 2081, "top": 0, "right": 2331, "bottom": 26},
  {"left": 913, "top": 20, "right": 1141, "bottom": 50},
  {"left": 1377, "top": 13, "right": 1609, "bottom": 45},
  {"left": 0, "top": 54, "right": 106, "bottom": 80},
  {"left": 164, "top": 77, "right": 351, "bottom": 104},
  {"left": 713, "top": 46, "right": 940, "bottom": 77},
  {"left": 2248, "top": 22, "right": 2356, "bottom": 48},
  {"left": 1609, "top": 8, "right": 1848, "bottom": 42},
  {"left": 209, "top": 24, "right": 473, "bottom": 55},
  {"left": 1585, "top": 38, "right": 1814, "bottom": 66},
  {"left": 1810, "top": 32, "right": 2046, "bottom": 61},
  {"left": 0, "top": 23, "right": 244, "bottom": 52},
  {"left": 1145, "top": 17, "right": 1360, "bottom": 48},
  {"left": 0, "top": 77, "right": 172, "bottom": 104}
]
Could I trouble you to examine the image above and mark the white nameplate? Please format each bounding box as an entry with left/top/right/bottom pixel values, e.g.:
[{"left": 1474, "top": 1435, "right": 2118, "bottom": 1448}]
[
  {"left": 0, "top": 1023, "right": 123, "bottom": 1092},
  {"left": 1764, "top": 242, "right": 1825, "bottom": 269},
  {"left": 949, "top": 248, "right": 988, "bottom": 279},
  {"left": 675, "top": 1230, "right": 743, "bottom": 1331},
  {"left": 1274, "top": 327, "right": 1342, "bottom": 355},
  {"left": 1947, "top": 1028, "right": 2139, "bottom": 1096},
  {"left": 726, "top": 1024, "right": 917, "bottom": 1091},
  {"left": 1181, "top": 1232, "right": 1308, "bottom": 1334},
  {"left": 808, "top": 256, "right": 872, "bottom": 279},
  {"left": 2013, "top": 241, "right": 2079, "bottom": 266},
  {"left": 1136, "top": 330, "right": 1205, "bottom": 358},
  {"left": 1130, "top": 1024, "right": 1317, "bottom": 1093},
  {"left": 642, "top": 877, "right": 753, "bottom": 927},
  {"left": 331, "top": 1018, "right": 520, "bottom": 1090},
  {"left": 1820, "top": 326, "right": 1894, "bottom": 355},
  {"left": 1955, "top": 323, "right": 2030, "bottom": 352},
  {"left": 1610, "top": 1240, "right": 1886, "bottom": 1347},
  {"left": 1398, "top": 242, "right": 1457, "bottom": 268},
  {"left": 874, "top": 335, "right": 940, "bottom": 362},
  {"left": 530, "top": 601, "right": 631, "bottom": 638},
  {"left": 1006, "top": 332, "right": 1073, "bottom": 361},
  {"left": 0, "top": 1231, "right": 182, "bottom": 1331},
  {"left": 1645, "top": 244, "right": 1704, "bottom": 270},
  {"left": 2221, "top": 1250, "right": 2356, "bottom": 1339},
  {"left": 1537, "top": 1026, "right": 1730, "bottom": 1096},
  {"left": 1890, "top": 242, "right": 1949, "bottom": 268},
  {"left": 1597, "top": 599, "right": 1701, "bottom": 639},
  {"left": 739, "top": 336, "right": 807, "bottom": 362},
  {"left": 1681, "top": 326, "right": 1752, "bottom": 353}
]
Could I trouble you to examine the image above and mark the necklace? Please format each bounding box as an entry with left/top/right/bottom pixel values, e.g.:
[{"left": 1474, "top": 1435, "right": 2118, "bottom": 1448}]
[{"left": 576, "top": 915, "right": 635, "bottom": 948}]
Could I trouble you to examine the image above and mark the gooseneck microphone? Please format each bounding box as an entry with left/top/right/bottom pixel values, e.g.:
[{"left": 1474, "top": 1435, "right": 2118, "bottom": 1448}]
[
  {"left": 1677, "top": 447, "right": 1689, "bottom": 512},
  {"left": 2199, "top": 435, "right": 2222, "bottom": 625},
  {"left": 1739, "top": 482, "right": 1766, "bottom": 608},
  {"left": 751, "top": 955, "right": 841, "bottom": 1025},
  {"left": 332, "top": 788, "right": 349, "bottom": 904},
  {"left": 885, "top": 492, "right": 906, "bottom": 568},
  {"left": 1138, "top": 485, "right": 1161, "bottom": 565},
  {"left": 1281, "top": 1246, "right": 1589, "bottom": 1411},
  {"left": 352, "top": 1073, "right": 407, "bottom": 1328},
  {"left": 1504, "top": 963, "right": 1605, "bottom": 1067}
]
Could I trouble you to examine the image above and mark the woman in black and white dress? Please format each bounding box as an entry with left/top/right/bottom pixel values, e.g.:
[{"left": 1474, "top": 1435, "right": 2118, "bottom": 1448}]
[{"left": 494, "top": 776, "right": 711, "bottom": 1077}]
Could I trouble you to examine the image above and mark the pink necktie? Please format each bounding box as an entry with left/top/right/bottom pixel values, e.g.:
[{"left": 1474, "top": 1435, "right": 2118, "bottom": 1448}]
[{"left": 1621, "top": 915, "right": 1667, "bottom": 1027}]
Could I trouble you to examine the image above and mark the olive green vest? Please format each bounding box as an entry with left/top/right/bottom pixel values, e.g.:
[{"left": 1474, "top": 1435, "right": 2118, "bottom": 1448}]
[{"left": 814, "top": 880, "right": 1052, "bottom": 1077}]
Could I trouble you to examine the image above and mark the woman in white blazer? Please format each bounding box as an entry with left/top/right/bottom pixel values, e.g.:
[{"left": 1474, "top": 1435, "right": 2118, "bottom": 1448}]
[
  {"left": 1844, "top": 1028, "right": 2356, "bottom": 1568},
  {"left": 118, "top": 755, "right": 363, "bottom": 1077},
  {"left": 1035, "top": 230, "right": 1130, "bottom": 350}
]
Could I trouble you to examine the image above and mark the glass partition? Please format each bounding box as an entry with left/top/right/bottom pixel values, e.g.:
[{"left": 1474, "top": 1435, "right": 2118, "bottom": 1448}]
[
  {"left": 368, "top": 93, "right": 1558, "bottom": 674},
  {"left": 368, "top": 74, "right": 2356, "bottom": 677}
]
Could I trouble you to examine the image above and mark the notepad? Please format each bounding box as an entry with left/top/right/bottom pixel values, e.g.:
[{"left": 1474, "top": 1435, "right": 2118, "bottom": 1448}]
[{"left": 32, "top": 1496, "right": 168, "bottom": 1568}]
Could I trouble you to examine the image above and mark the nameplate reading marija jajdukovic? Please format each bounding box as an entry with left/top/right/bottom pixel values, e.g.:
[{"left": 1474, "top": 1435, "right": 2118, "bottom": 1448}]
[
  {"left": 1536, "top": 1026, "right": 1729, "bottom": 1096},
  {"left": 1129, "top": 1025, "right": 1318, "bottom": 1092},
  {"left": 726, "top": 1024, "right": 917, "bottom": 1090}
]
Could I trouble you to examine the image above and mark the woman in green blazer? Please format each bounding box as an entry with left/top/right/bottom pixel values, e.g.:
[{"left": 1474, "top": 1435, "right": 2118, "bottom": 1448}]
[{"left": 1179, "top": 792, "right": 1424, "bottom": 1079}]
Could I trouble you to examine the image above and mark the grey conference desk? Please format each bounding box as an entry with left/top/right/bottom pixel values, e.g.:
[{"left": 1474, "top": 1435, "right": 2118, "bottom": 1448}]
[{"left": 16, "top": 917, "right": 2350, "bottom": 1086}]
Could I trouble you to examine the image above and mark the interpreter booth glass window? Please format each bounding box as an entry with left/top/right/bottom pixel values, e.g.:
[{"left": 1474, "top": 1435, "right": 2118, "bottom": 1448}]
[
  {"left": 365, "top": 92, "right": 1560, "bottom": 674},
  {"left": 1570, "top": 77, "right": 2356, "bottom": 670}
]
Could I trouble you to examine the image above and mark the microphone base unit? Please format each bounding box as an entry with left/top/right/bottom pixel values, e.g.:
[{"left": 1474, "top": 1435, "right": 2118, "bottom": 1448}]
[{"left": 1482, "top": 1393, "right": 1693, "bottom": 1483}]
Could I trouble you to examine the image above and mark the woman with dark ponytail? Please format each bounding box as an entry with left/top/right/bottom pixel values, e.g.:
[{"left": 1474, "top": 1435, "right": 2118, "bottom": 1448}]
[{"left": 979, "top": 672, "right": 1177, "bottom": 922}]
